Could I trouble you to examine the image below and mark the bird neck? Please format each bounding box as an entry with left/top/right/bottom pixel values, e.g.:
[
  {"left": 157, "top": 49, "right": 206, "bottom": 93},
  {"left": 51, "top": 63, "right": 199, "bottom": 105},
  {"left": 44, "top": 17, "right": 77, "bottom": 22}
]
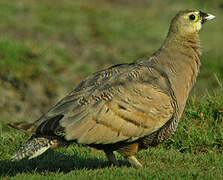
[
  {"left": 166, "top": 31, "right": 201, "bottom": 55},
  {"left": 152, "top": 32, "right": 201, "bottom": 117}
]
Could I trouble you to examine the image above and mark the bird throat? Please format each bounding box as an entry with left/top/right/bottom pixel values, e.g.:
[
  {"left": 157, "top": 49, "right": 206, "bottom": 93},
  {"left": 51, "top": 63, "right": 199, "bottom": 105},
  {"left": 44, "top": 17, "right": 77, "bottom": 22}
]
[{"left": 152, "top": 32, "right": 201, "bottom": 117}]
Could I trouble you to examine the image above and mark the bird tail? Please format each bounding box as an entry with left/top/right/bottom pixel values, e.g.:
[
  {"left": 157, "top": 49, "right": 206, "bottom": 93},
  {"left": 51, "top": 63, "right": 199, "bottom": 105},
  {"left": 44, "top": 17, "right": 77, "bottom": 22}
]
[
  {"left": 10, "top": 135, "right": 60, "bottom": 161},
  {"left": 8, "top": 122, "right": 36, "bottom": 133}
]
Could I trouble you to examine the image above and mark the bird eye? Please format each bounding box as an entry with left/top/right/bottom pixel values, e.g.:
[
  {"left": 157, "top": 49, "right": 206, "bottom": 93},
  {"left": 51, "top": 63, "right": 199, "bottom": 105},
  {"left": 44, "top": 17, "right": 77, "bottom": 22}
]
[{"left": 189, "top": 14, "right": 198, "bottom": 21}]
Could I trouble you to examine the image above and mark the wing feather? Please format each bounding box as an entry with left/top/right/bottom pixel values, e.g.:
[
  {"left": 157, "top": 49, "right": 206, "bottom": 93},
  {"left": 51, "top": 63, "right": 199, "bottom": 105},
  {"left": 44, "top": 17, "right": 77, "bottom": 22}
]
[{"left": 34, "top": 62, "right": 176, "bottom": 145}]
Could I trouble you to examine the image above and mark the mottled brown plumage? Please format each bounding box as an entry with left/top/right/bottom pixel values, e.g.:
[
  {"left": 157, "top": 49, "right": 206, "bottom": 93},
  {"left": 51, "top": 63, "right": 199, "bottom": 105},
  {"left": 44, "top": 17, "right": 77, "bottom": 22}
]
[{"left": 10, "top": 10, "right": 215, "bottom": 168}]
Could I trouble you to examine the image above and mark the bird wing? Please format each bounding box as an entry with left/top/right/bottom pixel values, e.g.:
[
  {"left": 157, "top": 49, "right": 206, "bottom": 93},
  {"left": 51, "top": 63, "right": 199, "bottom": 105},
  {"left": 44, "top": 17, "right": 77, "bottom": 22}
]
[{"left": 35, "top": 62, "right": 177, "bottom": 145}]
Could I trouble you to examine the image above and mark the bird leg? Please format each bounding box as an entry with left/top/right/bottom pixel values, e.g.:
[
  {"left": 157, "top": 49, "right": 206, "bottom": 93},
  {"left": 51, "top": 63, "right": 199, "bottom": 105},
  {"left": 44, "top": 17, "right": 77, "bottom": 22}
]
[
  {"left": 117, "top": 142, "right": 143, "bottom": 168},
  {"left": 104, "top": 151, "right": 119, "bottom": 166},
  {"left": 127, "top": 155, "right": 143, "bottom": 168}
]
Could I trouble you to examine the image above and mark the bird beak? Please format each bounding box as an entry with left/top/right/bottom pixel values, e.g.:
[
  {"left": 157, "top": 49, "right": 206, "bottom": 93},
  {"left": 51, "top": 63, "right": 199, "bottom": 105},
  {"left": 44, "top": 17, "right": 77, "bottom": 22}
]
[{"left": 200, "top": 11, "right": 216, "bottom": 24}]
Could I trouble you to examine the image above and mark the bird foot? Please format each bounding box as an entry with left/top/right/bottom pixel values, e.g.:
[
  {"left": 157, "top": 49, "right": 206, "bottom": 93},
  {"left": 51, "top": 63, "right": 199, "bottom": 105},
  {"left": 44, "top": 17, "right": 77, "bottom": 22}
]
[
  {"left": 105, "top": 151, "right": 119, "bottom": 166},
  {"left": 127, "top": 156, "right": 143, "bottom": 168}
]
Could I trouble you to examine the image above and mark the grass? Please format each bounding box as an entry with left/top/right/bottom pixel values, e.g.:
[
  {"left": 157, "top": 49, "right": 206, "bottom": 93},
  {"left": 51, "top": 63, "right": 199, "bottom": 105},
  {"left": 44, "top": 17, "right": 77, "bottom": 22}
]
[
  {"left": 0, "top": 94, "right": 223, "bottom": 179},
  {"left": 0, "top": 0, "right": 223, "bottom": 179}
]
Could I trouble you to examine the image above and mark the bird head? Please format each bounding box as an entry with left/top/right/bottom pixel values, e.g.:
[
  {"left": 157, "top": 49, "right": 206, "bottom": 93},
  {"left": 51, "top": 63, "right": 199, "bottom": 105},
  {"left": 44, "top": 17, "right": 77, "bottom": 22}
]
[{"left": 169, "top": 10, "right": 215, "bottom": 36}]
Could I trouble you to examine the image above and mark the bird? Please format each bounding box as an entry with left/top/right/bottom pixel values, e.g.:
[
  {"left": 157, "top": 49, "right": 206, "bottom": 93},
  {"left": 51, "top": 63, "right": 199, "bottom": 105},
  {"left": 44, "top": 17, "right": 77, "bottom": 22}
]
[{"left": 9, "top": 9, "right": 215, "bottom": 168}]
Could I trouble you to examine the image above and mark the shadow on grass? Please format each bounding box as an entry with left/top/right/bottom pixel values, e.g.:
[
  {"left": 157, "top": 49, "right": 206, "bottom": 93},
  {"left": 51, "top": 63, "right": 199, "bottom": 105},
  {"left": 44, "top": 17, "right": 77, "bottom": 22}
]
[{"left": 0, "top": 150, "right": 129, "bottom": 177}]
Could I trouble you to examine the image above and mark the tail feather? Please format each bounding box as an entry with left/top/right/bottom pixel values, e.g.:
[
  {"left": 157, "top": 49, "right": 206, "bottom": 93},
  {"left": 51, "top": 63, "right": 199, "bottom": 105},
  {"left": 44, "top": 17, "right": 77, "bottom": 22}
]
[
  {"left": 10, "top": 135, "right": 58, "bottom": 161},
  {"left": 8, "top": 122, "right": 36, "bottom": 133}
]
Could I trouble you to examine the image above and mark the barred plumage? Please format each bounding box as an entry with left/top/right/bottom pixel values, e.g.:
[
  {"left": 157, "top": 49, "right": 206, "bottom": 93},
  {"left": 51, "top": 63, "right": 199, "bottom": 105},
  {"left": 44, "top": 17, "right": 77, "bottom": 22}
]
[{"left": 10, "top": 136, "right": 54, "bottom": 161}]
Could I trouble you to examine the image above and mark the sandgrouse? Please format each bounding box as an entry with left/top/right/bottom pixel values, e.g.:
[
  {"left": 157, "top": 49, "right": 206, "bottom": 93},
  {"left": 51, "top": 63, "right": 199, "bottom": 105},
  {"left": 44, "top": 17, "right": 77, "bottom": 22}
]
[{"left": 9, "top": 10, "right": 215, "bottom": 168}]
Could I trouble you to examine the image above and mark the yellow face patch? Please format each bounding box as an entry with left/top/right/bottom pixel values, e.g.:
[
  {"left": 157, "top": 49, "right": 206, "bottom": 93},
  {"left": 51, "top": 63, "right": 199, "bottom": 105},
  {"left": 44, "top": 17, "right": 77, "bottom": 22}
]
[{"left": 189, "top": 14, "right": 198, "bottom": 22}]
